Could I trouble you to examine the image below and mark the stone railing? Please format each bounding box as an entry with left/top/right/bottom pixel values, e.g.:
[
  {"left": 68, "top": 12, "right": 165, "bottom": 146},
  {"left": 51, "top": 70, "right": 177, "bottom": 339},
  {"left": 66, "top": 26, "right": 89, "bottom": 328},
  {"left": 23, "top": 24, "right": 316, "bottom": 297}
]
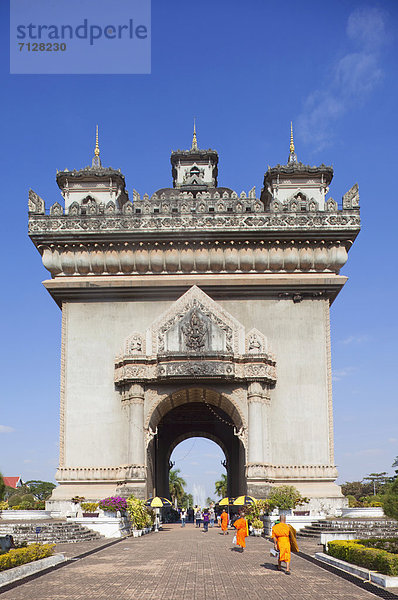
[{"left": 29, "top": 210, "right": 360, "bottom": 235}]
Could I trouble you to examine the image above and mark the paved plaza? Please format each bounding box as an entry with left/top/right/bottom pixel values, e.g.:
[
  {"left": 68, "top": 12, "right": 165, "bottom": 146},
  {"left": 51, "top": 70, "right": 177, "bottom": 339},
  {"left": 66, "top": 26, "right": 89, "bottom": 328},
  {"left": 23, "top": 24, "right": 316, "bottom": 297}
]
[{"left": 1, "top": 523, "right": 394, "bottom": 600}]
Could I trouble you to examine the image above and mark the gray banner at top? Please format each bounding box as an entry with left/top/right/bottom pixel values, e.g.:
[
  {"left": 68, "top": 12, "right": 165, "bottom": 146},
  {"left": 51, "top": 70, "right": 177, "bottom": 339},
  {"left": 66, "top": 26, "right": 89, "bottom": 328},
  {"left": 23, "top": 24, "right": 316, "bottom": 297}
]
[{"left": 10, "top": 0, "right": 151, "bottom": 74}]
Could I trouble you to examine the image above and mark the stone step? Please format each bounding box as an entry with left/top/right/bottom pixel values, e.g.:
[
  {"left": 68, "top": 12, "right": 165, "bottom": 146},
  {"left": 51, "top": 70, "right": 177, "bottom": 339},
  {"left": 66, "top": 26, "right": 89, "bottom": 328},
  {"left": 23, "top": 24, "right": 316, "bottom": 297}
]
[
  {"left": 0, "top": 521, "right": 103, "bottom": 543},
  {"left": 297, "top": 519, "right": 398, "bottom": 539}
]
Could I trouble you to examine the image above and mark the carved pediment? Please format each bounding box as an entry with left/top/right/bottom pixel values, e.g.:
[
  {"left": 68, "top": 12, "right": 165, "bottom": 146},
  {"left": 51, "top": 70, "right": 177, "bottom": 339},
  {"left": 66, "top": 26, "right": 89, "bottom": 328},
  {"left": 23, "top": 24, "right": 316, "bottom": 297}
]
[
  {"left": 115, "top": 286, "right": 276, "bottom": 386},
  {"left": 150, "top": 285, "right": 244, "bottom": 355}
]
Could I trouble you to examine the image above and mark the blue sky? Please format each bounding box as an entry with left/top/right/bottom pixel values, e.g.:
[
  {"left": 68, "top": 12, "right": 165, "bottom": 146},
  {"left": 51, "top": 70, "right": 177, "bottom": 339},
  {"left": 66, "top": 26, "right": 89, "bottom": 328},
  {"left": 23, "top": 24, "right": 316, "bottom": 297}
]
[{"left": 0, "top": 0, "right": 397, "bottom": 501}]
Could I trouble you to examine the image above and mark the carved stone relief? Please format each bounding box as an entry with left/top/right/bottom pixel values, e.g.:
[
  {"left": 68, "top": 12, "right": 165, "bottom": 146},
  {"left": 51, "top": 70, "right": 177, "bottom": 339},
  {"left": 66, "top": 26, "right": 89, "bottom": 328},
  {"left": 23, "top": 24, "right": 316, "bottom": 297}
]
[
  {"left": 115, "top": 286, "right": 276, "bottom": 389},
  {"left": 28, "top": 189, "right": 45, "bottom": 214}
]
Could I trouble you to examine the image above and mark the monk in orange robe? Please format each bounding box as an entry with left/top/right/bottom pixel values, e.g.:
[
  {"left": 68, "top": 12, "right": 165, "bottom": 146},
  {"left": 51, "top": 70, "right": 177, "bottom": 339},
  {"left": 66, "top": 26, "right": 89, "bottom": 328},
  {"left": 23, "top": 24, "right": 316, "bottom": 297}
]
[
  {"left": 234, "top": 512, "right": 248, "bottom": 552},
  {"left": 220, "top": 510, "right": 229, "bottom": 535},
  {"left": 272, "top": 515, "right": 292, "bottom": 574}
]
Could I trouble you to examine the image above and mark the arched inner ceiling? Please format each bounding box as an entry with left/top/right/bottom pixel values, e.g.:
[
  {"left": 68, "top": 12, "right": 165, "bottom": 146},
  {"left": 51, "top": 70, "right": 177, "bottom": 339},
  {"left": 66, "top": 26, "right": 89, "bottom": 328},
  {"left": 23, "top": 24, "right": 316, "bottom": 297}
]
[{"left": 148, "top": 387, "right": 244, "bottom": 431}]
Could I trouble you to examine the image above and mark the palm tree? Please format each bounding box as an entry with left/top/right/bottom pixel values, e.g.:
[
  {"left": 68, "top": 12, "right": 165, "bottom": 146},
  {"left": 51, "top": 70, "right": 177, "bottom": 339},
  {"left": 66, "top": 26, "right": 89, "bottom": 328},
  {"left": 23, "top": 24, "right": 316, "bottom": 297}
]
[
  {"left": 169, "top": 468, "right": 186, "bottom": 507},
  {"left": 214, "top": 474, "right": 227, "bottom": 498}
]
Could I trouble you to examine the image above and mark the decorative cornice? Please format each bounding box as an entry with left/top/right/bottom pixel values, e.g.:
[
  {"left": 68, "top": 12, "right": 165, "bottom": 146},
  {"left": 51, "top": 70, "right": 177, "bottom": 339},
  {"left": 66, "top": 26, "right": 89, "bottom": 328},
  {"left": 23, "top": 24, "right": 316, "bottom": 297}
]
[
  {"left": 36, "top": 240, "right": 352, "bottom": 278},
  {"left": 264, "top": 163, "right": 334, "bottom": 183},
  {"left": 29, "top": 211, "right": 360, "bottom": 239},
  {"left": 42, "top": 273, "right": 349, "bottom": 307},
  {"left": 245, "top": 463, "right": 338, "bottom": 481},
  {"left": 115, "top": 355, "right": 277, "bottom": 386},
  {"left": 55, "top": 465, "right": 146, "bottom": 482}
]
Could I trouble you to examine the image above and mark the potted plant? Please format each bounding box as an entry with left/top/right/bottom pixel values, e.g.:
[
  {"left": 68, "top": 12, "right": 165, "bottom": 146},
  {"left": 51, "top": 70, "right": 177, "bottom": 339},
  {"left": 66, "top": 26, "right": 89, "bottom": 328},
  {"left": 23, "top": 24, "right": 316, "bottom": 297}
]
[
  {"left": 99, "top": 496, "right": 127, "bottom": 517},
  {"left": 81, "top": 502, "right": 99, "bottom": 517},
  {"left": 126, "top": 496, "right": 154, "bottom": 535},
  {"left": 252, "top": 518, "right": 264, "bottom": 536}
]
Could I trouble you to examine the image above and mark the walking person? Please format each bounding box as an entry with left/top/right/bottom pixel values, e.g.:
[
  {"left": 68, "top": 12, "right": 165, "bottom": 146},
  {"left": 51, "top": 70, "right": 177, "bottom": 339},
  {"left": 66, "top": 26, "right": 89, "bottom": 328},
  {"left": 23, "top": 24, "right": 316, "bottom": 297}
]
[
  {"left": 195, "top": 506, "right": 202, "bottom": 528},
  {"left": 209, "top": 506, "right": 215, "bottom": 527},
  {"left": 220, "top": 509, "right": 229, "bottom": 535},
  {"left": 233, "top": 510, "right": 248, "bottom": 552},
  {"left": 180, "top": 508, "right": 187, "bottom": 527},
  {"left": 203, "top": 508, "right": 209, "bottom": 532},
  {"left": 272, "top": 514, "right": 297, "bottom": 574}
]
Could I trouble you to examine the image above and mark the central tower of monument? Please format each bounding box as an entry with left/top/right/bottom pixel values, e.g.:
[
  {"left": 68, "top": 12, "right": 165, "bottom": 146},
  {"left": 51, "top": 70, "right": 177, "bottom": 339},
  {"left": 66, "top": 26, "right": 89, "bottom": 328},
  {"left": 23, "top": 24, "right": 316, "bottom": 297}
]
[{"left": 29, "top": 126, "right": 360, "bottom": 514}]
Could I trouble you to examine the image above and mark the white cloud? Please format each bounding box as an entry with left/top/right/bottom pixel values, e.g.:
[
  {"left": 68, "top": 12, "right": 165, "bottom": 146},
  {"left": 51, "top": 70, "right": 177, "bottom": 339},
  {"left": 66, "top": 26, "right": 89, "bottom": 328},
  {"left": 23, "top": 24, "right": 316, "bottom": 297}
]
[
  {"left": 354, "top": 448, "right": 383, "bottom": 457},
  {"left": 297, "top": 7, "right": 388, "bottom": 150},
  {"left": 0, "top": 425, "right": 15, "bottom": 434},
  {"left": 346, "top": 7, "right": 387, "bottom": 49},
  {"left": 341, "top": 334, "right": 369, "bottom": 345},
  {"left": 332, "top": 366, "right": 356, "bottom": 381},
  {"left": 388, "top": 438, "right": 398, "bottom": 444}
]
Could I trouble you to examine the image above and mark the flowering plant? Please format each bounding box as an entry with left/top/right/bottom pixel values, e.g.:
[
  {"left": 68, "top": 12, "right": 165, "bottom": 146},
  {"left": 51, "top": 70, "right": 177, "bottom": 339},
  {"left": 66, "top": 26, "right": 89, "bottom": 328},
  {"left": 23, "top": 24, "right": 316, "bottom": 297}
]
[
  {"left": 99, "top": 496, "right": 127, "bottom": 513},
  {"left": 126, "top": 496, "right": 154, "bottom": 529}
]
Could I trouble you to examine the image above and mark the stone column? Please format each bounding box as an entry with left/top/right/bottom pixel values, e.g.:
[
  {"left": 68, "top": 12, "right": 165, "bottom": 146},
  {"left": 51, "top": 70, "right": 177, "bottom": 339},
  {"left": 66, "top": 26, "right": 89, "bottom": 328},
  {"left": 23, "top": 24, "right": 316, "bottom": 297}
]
[
  {"left": 261, "top": 390, "right": 272, "bottom": 464},
  {"left": 123, "top": 383, "right": 145, "bottom": 466},
  {"left": 247, "top": 381, "right": 265, "bottom": 464}
]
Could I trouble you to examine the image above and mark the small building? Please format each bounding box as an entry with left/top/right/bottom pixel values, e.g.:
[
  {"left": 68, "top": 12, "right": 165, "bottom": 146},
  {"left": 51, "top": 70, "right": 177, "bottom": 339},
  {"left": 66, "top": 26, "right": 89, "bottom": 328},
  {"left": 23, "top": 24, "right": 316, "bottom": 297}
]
[{"left": 3, "top": 477, "right": 24, "bottom": 489}]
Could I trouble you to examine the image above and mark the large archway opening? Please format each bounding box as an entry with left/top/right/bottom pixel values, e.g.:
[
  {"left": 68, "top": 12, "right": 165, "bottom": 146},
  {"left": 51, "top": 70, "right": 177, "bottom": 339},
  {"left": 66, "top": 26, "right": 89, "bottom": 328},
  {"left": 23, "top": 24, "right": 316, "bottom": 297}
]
[
  {"left": 170, "top": 437, "right": 226, "bottom": 507},
  {"left": 146, "top": 388, "right": 246, "bottom": 500}
]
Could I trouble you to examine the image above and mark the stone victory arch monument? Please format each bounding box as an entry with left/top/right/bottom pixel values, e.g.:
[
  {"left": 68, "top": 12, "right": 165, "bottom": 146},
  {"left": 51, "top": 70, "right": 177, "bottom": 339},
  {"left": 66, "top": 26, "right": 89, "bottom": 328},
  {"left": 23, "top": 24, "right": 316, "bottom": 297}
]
[{"left": 29, "top": 126, "right": 360, "bottom": 512}]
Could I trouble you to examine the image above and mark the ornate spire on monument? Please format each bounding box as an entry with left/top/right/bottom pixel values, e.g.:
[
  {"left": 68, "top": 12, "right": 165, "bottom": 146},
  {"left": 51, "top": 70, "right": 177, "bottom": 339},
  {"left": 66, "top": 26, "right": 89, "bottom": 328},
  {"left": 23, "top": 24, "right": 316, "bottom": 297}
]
[
  {"left": 92, "top": 125, "right": 102, "bottom": 168},
  {"left": 191, "top": 118, "right": 198, "bottom": 151},
  {"left": 288, "top": 121, "right": 298, "bottom": 164}
]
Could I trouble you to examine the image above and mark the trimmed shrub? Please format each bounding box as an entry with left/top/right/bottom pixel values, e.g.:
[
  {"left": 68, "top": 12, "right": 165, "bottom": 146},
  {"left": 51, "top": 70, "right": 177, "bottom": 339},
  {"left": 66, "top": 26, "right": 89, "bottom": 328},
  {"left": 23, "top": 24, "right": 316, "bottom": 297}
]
[
  {"left": 0, "top": 544, "right": 55, "bottom": 572},
  {"left": 328, "top": 540, "right": 398, "bottom": 576},
  {"left": 8, "top": 494, "right": 35, "bottom": 509}
]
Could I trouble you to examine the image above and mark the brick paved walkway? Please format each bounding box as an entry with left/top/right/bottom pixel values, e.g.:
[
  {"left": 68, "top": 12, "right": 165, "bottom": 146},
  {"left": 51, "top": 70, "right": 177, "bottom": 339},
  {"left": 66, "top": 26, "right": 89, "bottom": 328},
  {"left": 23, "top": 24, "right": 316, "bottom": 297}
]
[{"left": 0, "top": 523, "right": 390, "bottom": 599}]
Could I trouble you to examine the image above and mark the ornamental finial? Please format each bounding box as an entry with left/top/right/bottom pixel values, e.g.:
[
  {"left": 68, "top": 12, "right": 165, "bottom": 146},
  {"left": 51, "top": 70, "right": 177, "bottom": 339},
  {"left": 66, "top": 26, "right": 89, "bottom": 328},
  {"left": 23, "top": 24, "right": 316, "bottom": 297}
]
[
  {"left": 92, "top": 125, "right": 101, "bottom": 167},
  {"left": 191, "top": 118, "right": 198, "bottom": 150},
  {"left": 94, "top": 125, "right": 100, "bottom": 157},
  {"left": 290, "top": 121, "right": 295, "bottom": 153},
  {"left": 288, "top": 121, "right": 298, "bottom": 164}
]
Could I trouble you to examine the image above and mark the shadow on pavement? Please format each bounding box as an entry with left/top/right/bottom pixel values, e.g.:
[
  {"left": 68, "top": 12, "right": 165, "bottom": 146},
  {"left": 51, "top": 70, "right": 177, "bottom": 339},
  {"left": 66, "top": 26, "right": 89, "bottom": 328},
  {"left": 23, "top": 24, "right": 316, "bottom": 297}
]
[{"left": 260, "top": 563, "right": 282, "bottom": 572}]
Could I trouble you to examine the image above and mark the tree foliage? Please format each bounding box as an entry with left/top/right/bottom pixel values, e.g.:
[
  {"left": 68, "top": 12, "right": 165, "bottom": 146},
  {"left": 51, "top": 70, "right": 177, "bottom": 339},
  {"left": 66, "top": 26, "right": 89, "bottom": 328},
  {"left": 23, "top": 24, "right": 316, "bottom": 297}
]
[
  {"left": 267, "top": 485, "right": 309, "bottom": 511},
  {"left": 25, "top": 481, "right": 56, "bottom": 501},
  {"left": 214, "top": 474, "right": 227, "bottom": 498},
  {"left": 383, "top": 477, "right": 398, "bottom": 521},
  {"left": 341, "top": 481, "right": 374, "bottom": 501},
  {"left": 179, "top": 492, "right": 193, "bottom": 509},
  {"left": 8, "top": 493, "right": 36, "bottom": 509},
  {"left": 0, "top": 474, "right": 5, "bottom": 502},
  {"left": 362, "top": 472, "right": 389, "bottom": 495}
]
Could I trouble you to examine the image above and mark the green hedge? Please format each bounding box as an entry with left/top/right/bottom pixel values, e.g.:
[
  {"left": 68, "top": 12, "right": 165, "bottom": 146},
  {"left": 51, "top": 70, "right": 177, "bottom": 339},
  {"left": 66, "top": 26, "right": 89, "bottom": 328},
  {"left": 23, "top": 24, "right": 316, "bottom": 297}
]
[
  {"left": 0, "top": 544, "right": 55, "bottom": 572},
  {"left": 327, "top": 540, "right": 398, "bottom": 576}
]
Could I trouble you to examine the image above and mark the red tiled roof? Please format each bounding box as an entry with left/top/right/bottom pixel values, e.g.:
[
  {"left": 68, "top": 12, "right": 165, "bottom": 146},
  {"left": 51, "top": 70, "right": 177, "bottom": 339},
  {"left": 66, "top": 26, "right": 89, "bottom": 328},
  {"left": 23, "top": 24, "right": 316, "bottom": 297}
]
[{"left": 3, "top": 477, "right": 22, "bottom": 489}]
